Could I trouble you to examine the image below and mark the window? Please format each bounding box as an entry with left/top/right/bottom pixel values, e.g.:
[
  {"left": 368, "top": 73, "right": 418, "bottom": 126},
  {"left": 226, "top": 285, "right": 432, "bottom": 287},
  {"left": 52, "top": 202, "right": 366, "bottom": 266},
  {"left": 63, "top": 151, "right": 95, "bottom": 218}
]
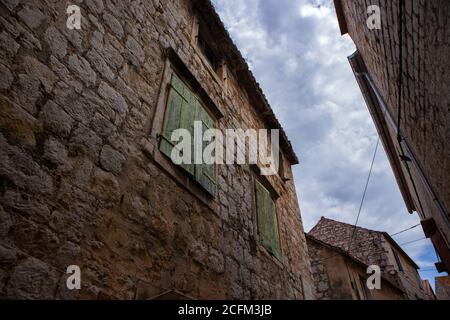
[
  {"left": 278, "top": 154, "right": 290, "bottom": 182},
  {"left": 159, "top": 73, "right": 216, "bottom": 196},
  {"left": 414, "top": 270, "right": 423, "bottom": 289},
  {"left": 392, "top": 250, "right": 404, "bottom": 272},
  {"left": 255, "top": 180, "right": 281, "bottom": 260},
  {"left": 357, "top": 275, "right": 371, "bottom": 300},
  {"left": 197, "top": 32, "right": 218, "bottom": 70},
  {"left": 192, "top": 16, "right": 221, "bottom": 75}
]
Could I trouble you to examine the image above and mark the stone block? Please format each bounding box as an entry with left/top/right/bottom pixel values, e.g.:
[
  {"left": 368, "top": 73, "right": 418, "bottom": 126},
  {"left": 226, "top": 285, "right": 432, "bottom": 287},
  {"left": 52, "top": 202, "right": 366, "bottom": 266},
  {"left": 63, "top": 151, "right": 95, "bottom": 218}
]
[{"left": 100, "top": 145, "right": 125, "bottom": 174}]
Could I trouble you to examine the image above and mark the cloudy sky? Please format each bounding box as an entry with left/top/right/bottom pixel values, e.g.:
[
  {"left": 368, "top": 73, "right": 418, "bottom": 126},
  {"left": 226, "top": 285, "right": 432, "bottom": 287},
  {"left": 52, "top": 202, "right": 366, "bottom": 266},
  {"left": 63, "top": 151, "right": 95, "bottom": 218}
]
[{"left": 212, "top": 0, "right": 443, "bottom": 286}]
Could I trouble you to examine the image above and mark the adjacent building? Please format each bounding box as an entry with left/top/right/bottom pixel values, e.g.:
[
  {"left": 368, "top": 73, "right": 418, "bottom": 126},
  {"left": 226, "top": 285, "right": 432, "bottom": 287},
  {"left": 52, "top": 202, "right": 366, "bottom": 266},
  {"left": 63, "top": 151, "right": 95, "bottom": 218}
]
[
  {"left": 307, "top": 234, "right": 405, "bottom": 300},
  {"left": 421, "top": 279, "right": 436, "bottom": 299},
  {"left": 334, "top": 0, "right": 450, "bottom": 273},
  {"left": 435, "top": 276, "right": 450, "bottom": 300},
  {"left": 307, "top": 217, "right": 431, "bottom": 300},
  {"left": 0, "top": 0, "right": 314, "bottom": 299}
]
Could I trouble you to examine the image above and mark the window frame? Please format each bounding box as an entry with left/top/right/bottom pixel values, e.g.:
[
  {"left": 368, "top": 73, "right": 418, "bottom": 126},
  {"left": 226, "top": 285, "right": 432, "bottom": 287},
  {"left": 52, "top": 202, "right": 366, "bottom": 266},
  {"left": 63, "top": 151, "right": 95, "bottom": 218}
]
[
  {"left": 191, "top": 15, "right": 225, "bottom": 88},
  {"left": 148, "top": 50, "right": 223, "bottom": 212},
  {"left": 278, "top": 153, "right": 291, "bottom": 183},
  {"left": 392, "top": 249, "right": 404, "bottom": 272},
  {"left": 356, "top": 274, "right": 372, "bottom": 300}
]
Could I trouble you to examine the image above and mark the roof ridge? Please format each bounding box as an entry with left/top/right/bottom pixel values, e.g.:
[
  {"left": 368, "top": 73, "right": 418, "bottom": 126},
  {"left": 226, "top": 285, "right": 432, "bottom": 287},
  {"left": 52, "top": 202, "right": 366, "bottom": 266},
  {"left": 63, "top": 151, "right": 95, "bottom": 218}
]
[
  {"left": 310, "top": 217, "right": 420, "bottom": 270},
  {"left": 317, "top": 216, "right": 383, "bottom": 235}
]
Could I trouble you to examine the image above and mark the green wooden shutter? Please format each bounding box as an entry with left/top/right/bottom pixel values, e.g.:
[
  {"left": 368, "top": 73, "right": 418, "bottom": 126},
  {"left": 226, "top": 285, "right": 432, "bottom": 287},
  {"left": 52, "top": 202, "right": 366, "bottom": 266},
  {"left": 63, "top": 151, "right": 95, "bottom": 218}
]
[
  {"left": 171, "top": 73, "right": 190, "bottom": 102},
  {"left": 195, "top": 100, "right": 216, "bottom": 196},
  {"left": 255, "top": 180, "right": 281, "bottom": 260},
  {"left": 160, "top": 74, "right": 195, "bottom": 176},
  {"left": 255, "top": 180, "right": 269, "bottom": 248},
  {"left": 178, "top": 84, "right": 196, "bottom": 176},
  {"left": 160, "top": 73, "right": 216, "bottom": 195},
  {"left": 267, "top": 195, "right": 282, "bottom": 260}
]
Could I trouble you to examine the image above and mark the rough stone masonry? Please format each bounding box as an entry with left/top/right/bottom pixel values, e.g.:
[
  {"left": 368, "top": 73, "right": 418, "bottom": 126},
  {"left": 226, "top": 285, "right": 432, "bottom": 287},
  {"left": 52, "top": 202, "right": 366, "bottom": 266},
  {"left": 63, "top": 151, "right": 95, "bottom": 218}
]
[{"left": 0, "top": 0, "right": 314, "bottom": 299}]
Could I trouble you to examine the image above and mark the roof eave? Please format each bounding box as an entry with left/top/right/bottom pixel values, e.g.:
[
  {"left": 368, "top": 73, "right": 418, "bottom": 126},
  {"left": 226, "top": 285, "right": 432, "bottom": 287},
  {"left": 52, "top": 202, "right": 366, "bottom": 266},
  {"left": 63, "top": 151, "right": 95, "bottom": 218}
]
[
  {"left": 347, "top": 51, "right": 416, "bottom": 213},
  {"left": 333, "top": 0, "right": 348, "bottom": 35}
]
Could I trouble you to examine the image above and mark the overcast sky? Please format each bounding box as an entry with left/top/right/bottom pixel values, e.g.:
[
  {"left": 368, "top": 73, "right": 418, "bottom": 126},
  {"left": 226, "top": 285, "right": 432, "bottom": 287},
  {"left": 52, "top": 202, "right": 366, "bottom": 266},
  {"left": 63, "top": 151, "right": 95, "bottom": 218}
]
[{"left": 212, "top": 0, "right": 444, "bottom": 287}]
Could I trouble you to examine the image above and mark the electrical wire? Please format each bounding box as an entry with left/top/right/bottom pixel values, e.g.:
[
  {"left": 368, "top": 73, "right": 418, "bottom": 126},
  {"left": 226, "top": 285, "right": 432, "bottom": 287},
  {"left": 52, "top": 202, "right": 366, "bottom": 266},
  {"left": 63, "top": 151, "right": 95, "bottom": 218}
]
[
  {"left": 347, "top": 138, "right": 380, "bottom": 252},
  {"left": 390, "top": 223, "right": 420, "bottom": 237},
  {"left": 399, "top": 237, "right": 427, "bottom": 246},
  {"left": 313, "top": 138, "right": 380, "bottom": 263},
  {"left": 417, "top": 269, "right": 437, "bottom": 272}
]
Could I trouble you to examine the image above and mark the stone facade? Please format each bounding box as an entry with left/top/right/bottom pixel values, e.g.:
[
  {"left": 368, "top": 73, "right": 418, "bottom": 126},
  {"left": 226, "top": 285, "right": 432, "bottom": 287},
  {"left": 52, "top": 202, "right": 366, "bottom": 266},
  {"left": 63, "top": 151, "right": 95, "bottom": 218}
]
[
  {"left": 334, "top": 0, "right": 450, "bottom": 272},
  {"left": 307, "top": 239, "right": 333, "bottom": 300},
  {"left": 308, "top": 217, "right": 431, "bottom": 300},
  {"left": 0, "top": 0, "right": 314, "bottom": 299}
]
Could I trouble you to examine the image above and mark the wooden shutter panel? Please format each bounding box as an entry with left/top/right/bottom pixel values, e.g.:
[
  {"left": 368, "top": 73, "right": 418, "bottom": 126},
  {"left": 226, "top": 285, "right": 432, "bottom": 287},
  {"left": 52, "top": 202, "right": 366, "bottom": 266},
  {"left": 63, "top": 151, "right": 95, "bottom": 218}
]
[
  {"left": 159, "top": 87, "right": 182, "bottom": 159},
  {"left": 267, "top": 196, "right": 282, "bottom": 260},
  {"left": 195, "top": 100, "right": 215, "bottom": 195},
  {"left": 256, "top": 180, "right": 271, "bottom": 251},
  {"left": 255, "top": 180, "right": 281, "bottom": 260},
  {"left": 171, "top": 73, "right": 191, "bottom": 102},
  {"left": 178, "top": 88, "right": 196, "bottom": 176}
]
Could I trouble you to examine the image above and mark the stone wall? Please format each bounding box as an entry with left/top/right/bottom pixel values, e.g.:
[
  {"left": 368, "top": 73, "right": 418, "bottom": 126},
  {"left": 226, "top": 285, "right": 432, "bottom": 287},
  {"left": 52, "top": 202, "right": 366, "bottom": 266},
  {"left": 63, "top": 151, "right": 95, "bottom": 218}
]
[
  {"left": 338, "top": 0, "right": 450, "bottom": 261},
  {"left": 0, "top": 0, "right": 313, "bottom": 299},
  {"left": 306, "top": 239, "right": 334, "bottom": 299}
]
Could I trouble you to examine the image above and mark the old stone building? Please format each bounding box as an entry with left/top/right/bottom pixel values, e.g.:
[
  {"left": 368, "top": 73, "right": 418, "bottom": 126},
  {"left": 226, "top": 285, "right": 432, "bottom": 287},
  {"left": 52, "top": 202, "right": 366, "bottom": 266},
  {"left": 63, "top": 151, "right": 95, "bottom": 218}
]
[
  {"left": 307, "top": 217, "right": 431, "bottom": 300},
  {"left": 334, "top": 0, "right": 450, "bottom": 273},
  {"left": 306, "top": 235, "right": 405, "bottom": 300},
  {"left": 0, "top": 0, "right": 314, "bottom": 299}
]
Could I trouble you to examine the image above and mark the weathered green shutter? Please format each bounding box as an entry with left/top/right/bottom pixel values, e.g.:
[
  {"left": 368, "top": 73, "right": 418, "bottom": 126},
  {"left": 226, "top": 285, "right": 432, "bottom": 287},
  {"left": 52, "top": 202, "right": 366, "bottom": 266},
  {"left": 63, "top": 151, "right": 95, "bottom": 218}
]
[
  {"left": 255, "top": 180, "right": 273, "bottom": 254},
  {"left": 160, "top": 73, "right": 216, "bottom": 195},
  {"left": 255, "top": 180, "right": 281, "bottom": 260},
  {"left": 171, "top": 73, "right": 190, "bottom": 102},
  {"left": 178, "top": 85, "right": 195, "bottom": 176},
  {"left": 195, "top": 100, "right": 215, "bottom": 195},
  {"left": 267, "top": 195, "right": 281, "bottom": 260},
  {"left": 255, "top": 180, "right": 269, "bottom": 249}
]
